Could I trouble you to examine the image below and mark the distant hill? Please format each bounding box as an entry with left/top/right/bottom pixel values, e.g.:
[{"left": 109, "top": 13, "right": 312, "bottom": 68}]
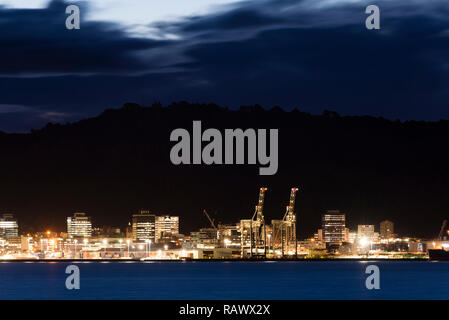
[{"left": 1, "top": 101, "right": 448, "bottom": 238}]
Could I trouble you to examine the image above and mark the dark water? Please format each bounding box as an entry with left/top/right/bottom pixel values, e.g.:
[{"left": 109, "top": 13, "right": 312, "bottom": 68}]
[{"left": 0, "top": 261, "right": 448, "bottom": 299}]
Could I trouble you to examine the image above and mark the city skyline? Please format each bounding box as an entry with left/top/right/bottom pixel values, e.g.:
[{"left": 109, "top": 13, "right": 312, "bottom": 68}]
[
  {"left": 0, "top": 205, "right": 435, "bottom": 261},
  {"left": 0, "top": 203, "right": 416, "bottom": 242},
  {"left": 0, "top": 208, "right": 400, "bottom": 238}
]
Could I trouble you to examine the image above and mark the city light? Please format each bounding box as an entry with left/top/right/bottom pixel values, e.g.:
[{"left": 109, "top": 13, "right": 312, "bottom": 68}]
[
  {"left": 0, "top": 205, "right": 434, "bottom": 260},
  {"left": 359, "top": 237, "right": 369, "bottom": 247}
]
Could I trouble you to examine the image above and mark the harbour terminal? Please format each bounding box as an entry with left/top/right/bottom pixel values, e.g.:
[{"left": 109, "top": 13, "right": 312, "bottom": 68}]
[{"left": 0, "top": 188, "right": 445, "bottom": 261}]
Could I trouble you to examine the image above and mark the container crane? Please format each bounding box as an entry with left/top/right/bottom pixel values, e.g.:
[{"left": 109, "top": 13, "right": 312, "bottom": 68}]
[
  {"left": 249, "top": 187, "right": 268, "bottom": 258},
  {"left": 272, "top": 187, "right": 299, "bottom": 258}
]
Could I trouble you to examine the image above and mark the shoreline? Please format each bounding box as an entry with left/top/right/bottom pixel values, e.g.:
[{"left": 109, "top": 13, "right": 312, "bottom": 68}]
[{"left": 0, "top": 257, "right": 430, "bottom": 262}]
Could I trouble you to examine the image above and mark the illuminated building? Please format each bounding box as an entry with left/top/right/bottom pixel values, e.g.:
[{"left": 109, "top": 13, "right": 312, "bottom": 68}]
[
  {"left": 217, "top": 223, "right": 241, "bottom": 248},
  {"left": 190, "top": 228, "right": 218, "bottom": 248},
  {"left": 357, "top": 225, "right": 375, "bottom": 241},
  {"left": 299, "top": 239, "right": 326, "bottom": 250},
  {"left": 322, "top": 210, "right": 346, "bottom": 246},
  {"left": 380, "top": 220, "right": 394, "bottom": 239},
  {"left": 125, "top": 222, "right": 132, "bottom": 238},
  {"left": 314, "top": 229, "right": 323, "bottom": 241},
  {"left": 20, "top": 236, "right": 33, "bottom": 251},
  {"left": 6, "top": 236, "right": 21, "bottom": 249},
  {"left": 347, "top": 230, "right": 357, "bottom": 244},
  {"left": 67, "top": 212, "right": 92, "bottom": 238},
  {"left": 132, "top": 209, "right": 155, "bottom": 242},
  {"left": 155, "top": 216, "right": 179, "bottom": 242},
  {"left": 0, "top": 214, "right": 19, "bottom": 239},
  {"left": 102, "top": 226, "right": 123, "bottom": 237}
]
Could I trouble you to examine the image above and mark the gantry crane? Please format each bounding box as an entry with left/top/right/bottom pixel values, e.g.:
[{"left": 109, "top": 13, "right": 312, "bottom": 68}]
[
  {"left": 249, "top": 187, "right": 268, "bottom": 258},
  {"left": 272, "top": 187, "right": 299, "bottom": 257},
  {"left": 285, "top": 187, "right": 299, "bottom": 257},
  {"left": 284, "top": 187, "right": 298, "bottom": 222}
]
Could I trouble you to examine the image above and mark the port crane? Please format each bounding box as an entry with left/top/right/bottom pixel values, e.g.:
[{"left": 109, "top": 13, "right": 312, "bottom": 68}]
[
  {"left": 248, "top": 187, "right": 268, "bottom": 258},
  {"left": 272, "top": 187, "right": 299, "bottom": 257}
]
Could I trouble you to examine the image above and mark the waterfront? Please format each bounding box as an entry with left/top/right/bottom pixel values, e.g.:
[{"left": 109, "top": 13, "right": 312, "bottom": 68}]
[{"left": 0, "top": 261, "right": 448, "bottom": 299}]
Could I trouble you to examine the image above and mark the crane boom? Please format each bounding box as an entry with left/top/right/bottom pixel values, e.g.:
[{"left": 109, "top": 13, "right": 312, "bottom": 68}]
[
  {"left": 203, "top": 209, "right": 217, "bottom": 230},
  {"left": 439, "top": 219, "right": 447, "bottom": 240},
  {"left": 254, "top": 187, "right": 268, "bottom": 222},
  {"left": 248, "top": 187, "right": 268, "bottom": 258},
  {"left": 283, "top": 187, "right": 299, "bottom": 220}
]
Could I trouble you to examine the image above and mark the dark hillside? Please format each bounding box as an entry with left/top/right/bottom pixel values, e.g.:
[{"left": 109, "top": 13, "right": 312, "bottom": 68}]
[{"left": 1, "top": 102, "right": 448, "bottom": 238}]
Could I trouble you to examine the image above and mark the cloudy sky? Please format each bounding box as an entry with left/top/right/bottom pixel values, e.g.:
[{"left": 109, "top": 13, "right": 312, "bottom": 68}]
[{"left": 1, "top": 0, "right": 449, "bottom": 132}]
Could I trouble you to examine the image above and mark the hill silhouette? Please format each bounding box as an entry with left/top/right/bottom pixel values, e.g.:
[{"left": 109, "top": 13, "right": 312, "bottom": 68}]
[{"left": 1, "top": 102, "right": 448, "bottom": 238}]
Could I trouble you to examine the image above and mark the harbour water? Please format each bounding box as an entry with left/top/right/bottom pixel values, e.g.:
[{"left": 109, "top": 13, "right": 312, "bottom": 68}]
[{"left": 0, "top": 261, "right": 448, "bottom": 299}]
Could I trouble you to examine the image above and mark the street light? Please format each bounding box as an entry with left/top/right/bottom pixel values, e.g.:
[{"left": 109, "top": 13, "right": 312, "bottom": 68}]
[
  {"left": 83, "top": 239, "right": 88, "bottom": 259},
  {"left": 267, "top": 234, "right": 271, "bottom": 254},
  {"left": 145, "top": 239, "right": 150, "bottom": 257},
  {"left": 126, "top": 239, "right": 130, "bottom": 257},
  {"left": 359, "top": 237, "right": 369, "bottom": 247},
  {"left": 103, "top": 239, "right": 107, "bottom": 258},
  {"left": 74, "top": 239, "right": 78, "bottom": 258}
]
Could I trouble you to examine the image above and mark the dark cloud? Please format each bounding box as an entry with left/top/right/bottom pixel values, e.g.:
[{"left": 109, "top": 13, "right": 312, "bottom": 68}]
[
  {"left": 0, "top": 0, "right": 166, "bottom": 75},
  {"left": 1, "top": 0, "right": 449, "bottom": 132}
]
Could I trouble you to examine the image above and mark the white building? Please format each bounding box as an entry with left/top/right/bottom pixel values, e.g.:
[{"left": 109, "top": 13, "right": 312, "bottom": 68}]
[
  {"left": 155, "top": 216, "right": 179, "bottom": 241},
  {"left": 67, "top": 212, "right": 92, "bottom": 238},
  {"left": 0, "top": 214, "right": 18, "bottom": 239}
]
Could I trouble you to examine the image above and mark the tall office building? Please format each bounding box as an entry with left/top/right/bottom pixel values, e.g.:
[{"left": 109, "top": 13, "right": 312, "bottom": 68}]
[
  {"left": 67, "top": 212, "right": 92, "bottom": 238},
  {"left": 155, "top": 216, "right": 179, "bottom": 241},
  {"left": 0, "top": 213, "right": 19, "bottom": 239},
  {"left": 380, "top": 220, "right": 394, "bottom": 239},
  {"left": 132, "top": 210, "right": 155, "bottom": 242},
  {"left": 322, "top": 210, "right": 346, "bottom": 245}
]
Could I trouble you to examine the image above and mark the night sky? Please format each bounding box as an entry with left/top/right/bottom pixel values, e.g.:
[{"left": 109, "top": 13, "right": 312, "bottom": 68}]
[{"left": 1, "top": 0, "right": 449, "bottom": 132}]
